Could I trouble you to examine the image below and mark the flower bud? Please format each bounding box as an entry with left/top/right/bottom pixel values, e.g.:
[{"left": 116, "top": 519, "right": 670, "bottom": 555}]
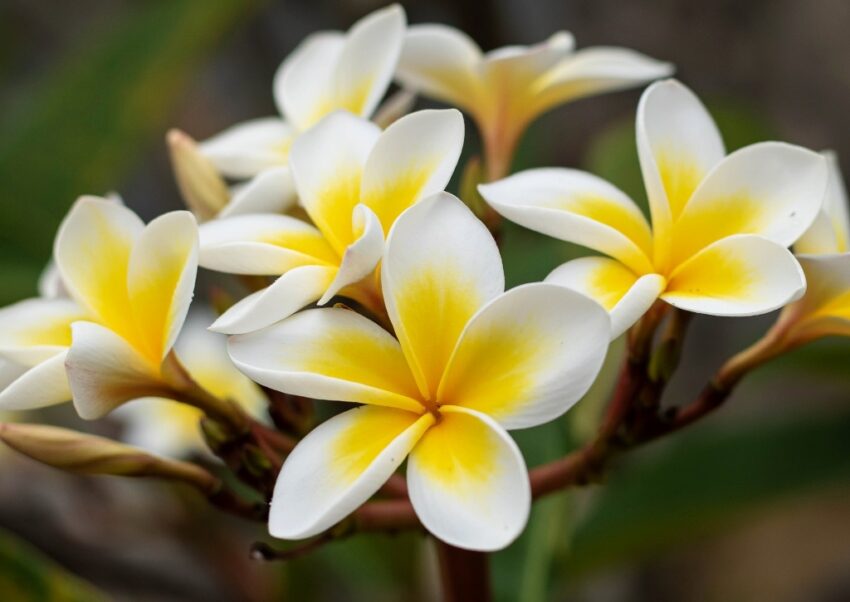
[
  {"left": 167, "top": 129, "right": 229, "bottom": 221},
  {"left": 0, "top": 423, "right": 217, "bottom": 492}
]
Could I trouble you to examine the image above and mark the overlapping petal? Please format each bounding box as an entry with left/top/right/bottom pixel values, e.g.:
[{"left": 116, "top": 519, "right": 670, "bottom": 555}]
[
  {"left": 438, "top": 284, "right": 609, "bottom": 429},
  {"left": 228, "top": 308, "right": 423, "bottom": 412},
  {"left": 319, "top": 205, "right": 384, "bottom": 304},
  {"left": 0, "top": 352, "right": 72, "bottom": 411},
  {"left": 407, "top": 406, "right": 530, "bottom": 551},
  {"left": 545, "top": 257, "right": 665, "bottom": 339},
  {"left": 200, "top": 118, "right": 294, "bottom": 178},
  {"left": 781, "top": 254, "right": 850, "bottom": 340},
  {"left": 382, "top": 193, "right": 504, "bottom": 399},
  {"left": 0, "top": 298, "right": 86, "bottom": 366},
  {"left": 796, "top": 152, "right": 850, "bottom": 255},
  {"left": 479, "top": 168, "right": 654, "bottom": 274},
  {"left": 662, "top": 235, "right": 805, "bottom": 316},
  {"left": 270, "top": 405, "right": 432, "bottom": 539},
  {"left": 221, "top": 167, "right": 297, "bottom": 217}
]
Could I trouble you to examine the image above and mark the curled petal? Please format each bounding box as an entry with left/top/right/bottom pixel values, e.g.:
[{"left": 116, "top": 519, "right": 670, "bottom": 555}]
[
  {"left": 0, "top": 352, "right": 72, "bottom": 411},
  {"left": 319, "top": 205, "right": 384, "bottom": 304}
]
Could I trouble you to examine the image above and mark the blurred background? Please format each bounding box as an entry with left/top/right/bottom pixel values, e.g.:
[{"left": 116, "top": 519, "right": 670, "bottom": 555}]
[{"left": 2, "top": 1, "right": 850, "bottom": 600}]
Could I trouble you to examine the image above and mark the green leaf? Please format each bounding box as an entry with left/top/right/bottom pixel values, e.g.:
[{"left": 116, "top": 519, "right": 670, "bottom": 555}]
[
  {"left": 563, "top": 407, "right": 850, "bottom": 576},
  {"left": 0, "top": 526, "right": 107, "bottom": 601},
  {"left": 0, "top": 0, "right": 265, "bottom": 304}
]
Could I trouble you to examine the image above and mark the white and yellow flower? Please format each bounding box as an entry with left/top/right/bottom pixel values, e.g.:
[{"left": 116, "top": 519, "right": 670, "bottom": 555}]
[
  {"left": 228, "top": 193, "right": 611, "bottom": 551},
  {"left": 197, "top": 4, "right": 404, "bottom": 195},
  {"left": 395, "top": 25, "right": 672, "bottom": 178},
  {"left": 479, "top": 79, "right": 828, "bottom": 338},
  {"left": 53, "top": 197, "right": 199, "bottom": 419},
  {"left": 199, "top": 108, "right": 464, "bottom": 334},
  {"left": 115, "top": 309, "right": 266, "bottom": 458},
  {"left": 772, "top": 153, "right": 850, "bottom": 344}
]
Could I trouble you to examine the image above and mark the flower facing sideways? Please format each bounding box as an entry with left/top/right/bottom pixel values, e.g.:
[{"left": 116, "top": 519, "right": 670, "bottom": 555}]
[
  {"left": 395, "top": 25, "right": 672, "bottom": 178},
  {"left": 197, "top": 4, "right": 405, "bottom": 199},
  {"left": 199, "top": 109, "right": 464, "bottom": 334},
  {"left": 228, "top": 193, "right": 611, "bottom": 551},
  {"left": 479, "top": 79, "right": 829, "bottom": 338}
]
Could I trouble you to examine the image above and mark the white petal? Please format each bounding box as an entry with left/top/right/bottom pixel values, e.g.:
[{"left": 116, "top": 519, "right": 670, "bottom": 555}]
[
  {"left": 127, "top": 211, "right": 199, "bottom": 364},
  {"left": 319, "top": 205, "right": 384, "bottom": 304},
  {"left": 439, "top": 284, "right": 610, "bottom": 429},
  {"left": 209, "top": 264, "right": 336, "bottom": 335},
  {"left": 396, "top": 24, "right": 483, "bottom": 108},
  {"left": 534, "top": 46, "right": 673, "bottom": 111},
  {"left": 636, "top": 79, "right": 725, "bottom": 261},
  {"left": 332, "top": 4, "right": 406, "bottom": 121},
  {"left": 66, "top": 322, "right": 164, "bottom": 420},
  {"left": 360, "top": 109, "right": 465, "bottom": 232},
  {"left": 288, "top": 111, "right": 381, "bottom": 253},
  {"left": 270, "top": 405, "right": 431, "bottom": 539},
  {"left": 199, "top": 118, "right": 294, "bottom": 178},
  {"left": 407, "top": 406, "right": 530, "bottom": 551},
  {"left": 114, "top": 397, "right": 205, "bottom": 458},
  {"left": 546, "top": 257, "right": 665, "bottom": 339},
  {"left": 199, "top": 214, "right": 336, "bottom": 275},
  {"left": 662, "top": 234, "right": 806, "bottom": 316},
  {"left": 479, "top": 168, "right": 654, "bottom": 274},
  {"left": 228, "top": 308, "right": 423, "bottom": 412},
  {"left": 221, "top": 167, "right": 297, "bottom": 217},
  {"left": 38, "top": 260, "right": 68, "bottom": 299},
  {"left": 0, "top": 298, "right": 86, "bottom": 366},
  {"left": 0, "top": 352, "right": 71, "bottom": 411},
  {"left": 275, "top": 33, "right": 345, "bottom": 130},
  {"left": 383, "top": 193, "right": 505, "bottom": 399},
  {"left": 671, "top": 142, "right": 828, "bottom": 266},
  {"left": 795, "top": 151, "right": 850, "bottom": 255}
]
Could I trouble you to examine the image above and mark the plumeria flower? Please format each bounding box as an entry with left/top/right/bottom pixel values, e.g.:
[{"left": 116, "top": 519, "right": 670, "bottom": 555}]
[
  {"left": 115, "top": 309, "right": 266, "bottom": 458},
  {"left": 228, "top": 193, "right": 611, "bottom": 551},
  {"left": 54, "top": 197, "right": 199, "bottom": 419},
  {"left": 772, "top": 153, "right": 850, "bottom": 344},
  {"left": 198, "top": 4, "right": 404, "bottom": 196},
  {"left": 479, "top": 79, "right": 828, "bottom": 339},
  {"left": 168, "top": 129, "right": 297, "bottom": 221},
  {"left": 199, "top": 108, "right": 464, "bottom": 334},
  {"left": 395, "top": 26, "right": 672, "bottom": 178}
]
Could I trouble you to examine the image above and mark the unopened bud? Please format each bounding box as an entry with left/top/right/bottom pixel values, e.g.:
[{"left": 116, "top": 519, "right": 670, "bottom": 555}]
[
  {"left": 0, "top": 423, "right": 218, "bottom": 492},
  {"left": 373, "top": 89, "right": 417, "bottom": 129},
  {"left": 167, "top": 129, "right": 230, "bottom": 221}
]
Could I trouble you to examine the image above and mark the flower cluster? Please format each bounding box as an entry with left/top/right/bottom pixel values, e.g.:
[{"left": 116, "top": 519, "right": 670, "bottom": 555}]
[{"left": 0, "top": 4, "right": 843, "bottom": 555}]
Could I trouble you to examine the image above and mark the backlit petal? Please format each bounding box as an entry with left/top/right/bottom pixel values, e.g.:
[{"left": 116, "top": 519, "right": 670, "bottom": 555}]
[
  {"left": 360, "top": 109, "right": 464, "bottom": 232},
  {"left": 221, "top": 167, "right": 297, "bottom": 217},
  {"left": 67, "top": 322, "right": 164, "bottom": 420},
  {"left": 127, "top": 211, "right": 199, "bottom": 364},
  {"left": 0, "top": 298, "right": 87, "bottom": 366},
  {"left": 209, "top": 265, "right": 336, "bottom": 335},
  {"left": 671, "top": 142, "right": 827, "bottom": 266},
  {"left": 319, "top": 205, "right": 384, "bottom": 304},
  {"left": 199, "top": 118, "right": 294, "bottom": 178},
  {"left": 199, "top": 214, "right": 337, "bottom": 275},
  {"left": 663, "top": 234, "right": 805, "bottom": 316},
  {"left": 54, "top": 196, "right": 144, "bottom": 347},
  {"left": 783, "top": 254, "right": 850, "bottom": 339},
  {"left": 795, "top": 152, "right": 850, "bottom": 254},
  {"left": 407, "top": 406, "right": 529, "bottom": 551},
  {"left": 533, "top": 46, "right": 672, "bottom": 114},
  {"left": 289, "top": 112, "right": 381, "bottom": 254},
  {"left": 546, "top": 257, "right": 665, "bottom": 339},
  {"left": 396, "top": 24, "right": 483, "bottom": 109},
  {"left": 0, "top": 352, "right": 71, "bottom": 411},
  {"left": 479, "top": 168, "right": 654, "bottom": 273},
  {"left": 270, "top": 405, "right": 431, "bottom": 539},
  {"left": 383, "top": 193, "right": 504, "bottom": 399},
  {"left": 439, "top": 284, "right": 609, "bottom": 429},
  {"left": 228, "top": 308, "right": 423, "bottom": 412}
]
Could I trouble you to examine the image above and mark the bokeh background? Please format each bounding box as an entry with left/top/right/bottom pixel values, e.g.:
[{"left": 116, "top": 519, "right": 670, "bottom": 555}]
[{"left": 2, "top": 1, "right": 850, "bottom": 600}]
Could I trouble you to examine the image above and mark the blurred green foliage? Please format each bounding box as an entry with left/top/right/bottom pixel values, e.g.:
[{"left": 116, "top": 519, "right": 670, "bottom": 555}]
[
  {"left": 0, "top": 527, "right": 106, "bottom": 602},
  {"left": 0, "top": 0, "right": 265, "bottom": 305}
]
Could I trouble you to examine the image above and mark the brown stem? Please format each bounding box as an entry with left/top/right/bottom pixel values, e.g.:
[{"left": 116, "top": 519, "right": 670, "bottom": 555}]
[
  {"left": 435, "top": 540, "right": 492, "bottom": 602},
  {"left": 250, "top": 534, "right": 334, "bottom": 562}
]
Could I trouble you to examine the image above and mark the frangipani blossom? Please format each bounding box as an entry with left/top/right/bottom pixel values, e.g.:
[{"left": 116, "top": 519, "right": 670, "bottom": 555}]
[
  {"left": 116, "top": 310, "right": 266, "bottom": 458},
  {"left": 197, "top": 4, "right": 405, "bottom": 204},
  {"left": 228, "top": 193, "right": 610, "bottom": 551},
  {"left": 776, "top": 153, "right": 850, "bottom": 344},
  {"left": 480, "top": 79, "right": 828, "bottom": 338},
  {"left": 55, "top": 197, "right": 199, "bottom": 420},
  {"left": 200, "top": 109, "right": 464, "bottom": 334},
  {"left": 395, "top": 26, "right": 672, "bottom": 178}
]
